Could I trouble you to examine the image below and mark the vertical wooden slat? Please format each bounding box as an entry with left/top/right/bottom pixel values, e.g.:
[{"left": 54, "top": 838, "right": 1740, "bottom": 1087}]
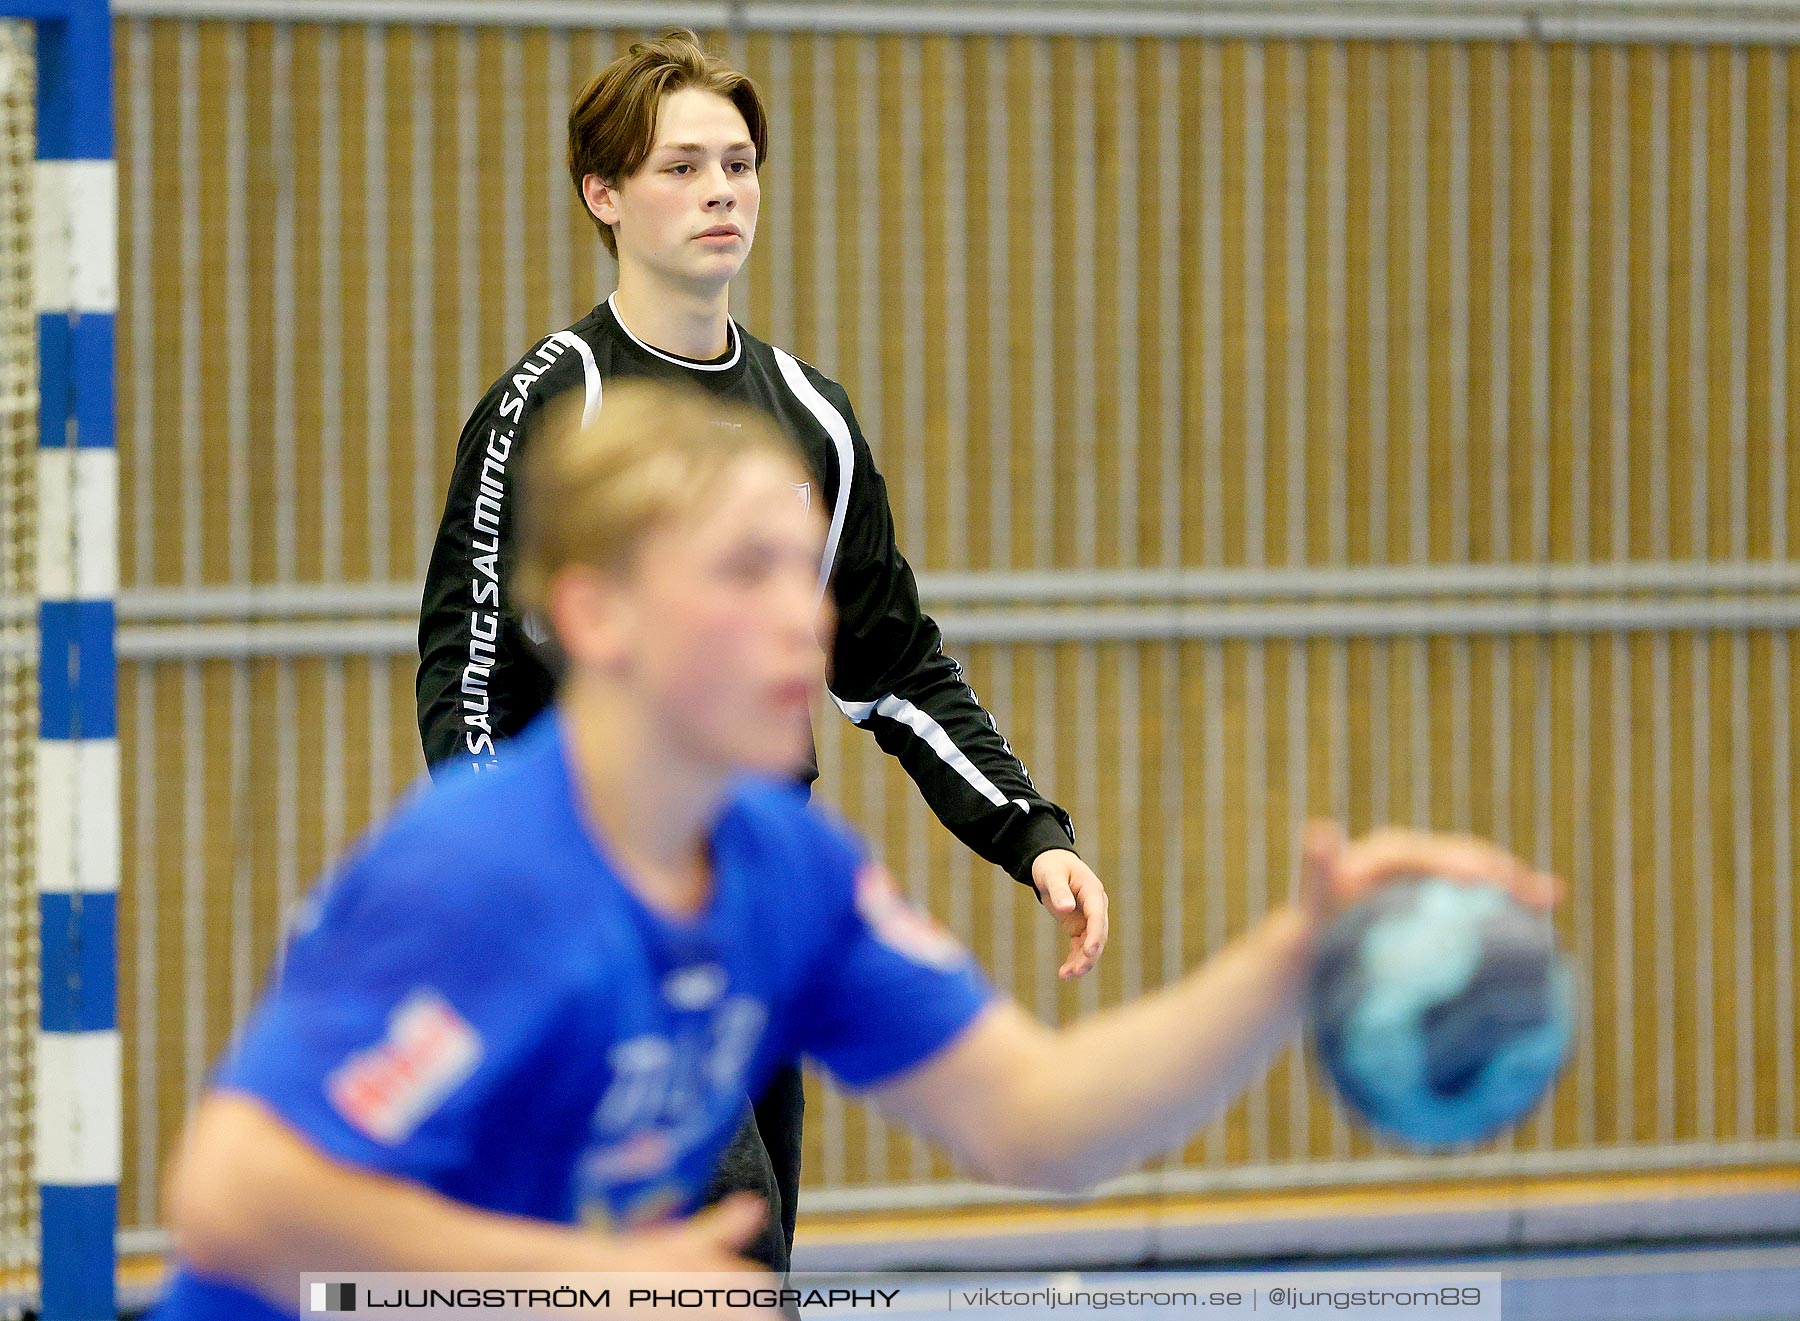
[
  {"left": 1263, "top": 42, "right": 1292, "bottom": 569},
  {"left": 1712, "top": 49, "right": 1744, "bottom": 1141},
  {"left": 1304, "top": 43, "right": 1333, "bottom": 569},
  {"left": 357, "top": 29, "right": 388, "bottom": 586},
  {"left": 1385, "top": 43, "right": 1415, "bottom": 568},
  {"left": 427, "top": 27, "right": 461, "bottom": 485},
  {"left": 1748, "top": 51, "right": 1776, "bottom": 562},
  {"left": 1175, "top": 635, "right": 1211, "bottom": 1166},
  {"left": 386, "top": 26, "right": 422, "bottom": 582},
  {"left": 325, "top": 30, "right": 362, "bottom": 586},
  {"left": 113, "top": 22, "right": 147, "bottom": 1226},
  {"left": 1786, "top": 48, "right": 1800, "bottom": 561},
  {"left": 315, "top": 28, "right": 342, "bottom": 585},
  {"left": 1425, "top": 44, "right": 1455, "bottom": 567},
  {"left": 1508, "top": 42, "right": 1541, "bottom": 566},
  {"left": 1466, "top": 44, "right": 1497, "bottom": 566},
  {"left": 1592, "top": 46, "right": 1621, "bottom": 566},
  {"left": 288, "top": 26, "right": 322, "bottom": 583},
  {"left": 146, "top": 21, "right": 180, "bottom": 588},
  {"left": 1006, "top": 36, "right": 1035, "bottom": 572},
  {"left": 1621, "top": 31, "right": 1653, "bottom": 614},
  {"left": 1748, "top": 51, "right": 1779, "bottom": 1141},
  {"left": 1205, "top": 44, "right": 1241, "bottom": 571},
  {"left": 1223, "top": 640, "right": 1254, "bottom": 1161},
  {"left": 1262, "top": 638, "right": 1297, "bottom": 1160},
  {"left": 562, "top": 30, "right": 606, "bottom": 321},
  {"left": 1091, "top": 40, "right": 1122, "bottom": 572},
  {"left": 919, "top": 37, "right": 950, "bottom": 573},
  {"left": 188, "top": 26, "right": 227, "bottom": 586},
  {"left": 1354, "top": 44, "right": 1386, "bottom": 568},
  {"left": 116, "top": 19, "right": 140, "bottom": 588},
  {"left": 961, "top": 38, "right": 993, "bottom": 574},
  {"left": 1549, "top": 44, "right": 1578, "bottom": 564}
]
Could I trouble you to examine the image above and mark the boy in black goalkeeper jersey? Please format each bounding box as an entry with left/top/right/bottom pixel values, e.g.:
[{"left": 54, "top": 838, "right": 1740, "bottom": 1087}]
[{"left": 417, "top": 29, "right": 1109, "bottom": 1273}]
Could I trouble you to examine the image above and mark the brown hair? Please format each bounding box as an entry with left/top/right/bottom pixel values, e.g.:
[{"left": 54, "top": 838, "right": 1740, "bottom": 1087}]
[
  {"left": 514, "top": 381, "right": 802, "bottom": 614},
  {"left": 567, "top": 28, "right": 771, "bottom": 257}
]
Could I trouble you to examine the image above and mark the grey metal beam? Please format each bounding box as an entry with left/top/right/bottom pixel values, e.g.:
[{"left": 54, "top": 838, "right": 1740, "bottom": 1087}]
[
  {"left": 105, "top": 593, "right": 1800, "bottom": 658},
  {"left": 108, "top": 0, "right": 1800, "bottom": 45},
  {"left": 108, "top": 559, "right": 1800, "bottom": 619}
]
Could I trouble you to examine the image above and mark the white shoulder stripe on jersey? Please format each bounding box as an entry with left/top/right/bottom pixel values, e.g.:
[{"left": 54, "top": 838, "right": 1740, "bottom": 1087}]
[
  {"left": 832, "top": 693, "right": 1027, "bottom": 812},
  {"left": 518, "top": 331, "right": 600, "bottom": 649},
  {"left": 549, "top": 329, "right": 603, "bottom": 426},
  {"left": 771, "top": 346, "right": 853, "bottom": 594},
  {"left": 780, "top": 356, "right": 1023, "bottom": 816}
]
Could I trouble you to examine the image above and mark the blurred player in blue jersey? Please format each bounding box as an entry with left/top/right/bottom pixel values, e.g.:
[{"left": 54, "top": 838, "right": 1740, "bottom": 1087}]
[{"left": 154, "top": 383, "right": 1555, "bottom": 1319}]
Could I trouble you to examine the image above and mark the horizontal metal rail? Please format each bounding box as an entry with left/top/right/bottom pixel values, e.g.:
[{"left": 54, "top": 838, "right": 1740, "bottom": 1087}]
[
  {"left": 100, "top": 559, "right": 1800, "bottom": 617},
  {"left": 107, "top": 0, "right": 1800, "bottom": 44},
  {"left": 934, "top": 596, "right": 1800, "bottom": 643},
  {"left": 121, "top": 581, "right": 423, "bottom": 620},
  {"left": 795, "top": 1137, "right": 1800, "bottom": 1215},
  {"left": 93, "top": 594, "right": 1800, "bottom": 658},
  {"left": 105, "top": 1137, "right": 1800, "bottom": 1248},
  {"left": 914, "top": 560, "right": 1800, "bottom": 604},
  {"left": 14, "top": 561, "right": 1800, "bottom": 657}
]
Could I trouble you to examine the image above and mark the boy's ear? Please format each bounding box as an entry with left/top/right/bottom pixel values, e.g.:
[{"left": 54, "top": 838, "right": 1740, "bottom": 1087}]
[
  {"left": 546, "top": 565, "right": 631, "bottom": 673},
  {"left": 583, "top": 174, "right": 617, "bottom": 227}
]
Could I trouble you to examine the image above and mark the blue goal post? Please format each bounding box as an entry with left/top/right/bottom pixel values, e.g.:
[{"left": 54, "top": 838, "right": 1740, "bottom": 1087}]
[{"left": 23, "top": 0, "right": 117, "bottom": 1318}]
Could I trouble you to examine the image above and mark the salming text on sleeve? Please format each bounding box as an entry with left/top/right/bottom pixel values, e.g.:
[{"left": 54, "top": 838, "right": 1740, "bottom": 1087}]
[{"left": 416, "top": 326, "right": 599, "bottom": 774}]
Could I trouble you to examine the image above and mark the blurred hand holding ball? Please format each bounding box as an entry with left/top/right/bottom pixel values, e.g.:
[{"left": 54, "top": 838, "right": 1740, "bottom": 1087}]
[{"left": 1305, "top": 875, "right": 1575, "bottom": 1149}]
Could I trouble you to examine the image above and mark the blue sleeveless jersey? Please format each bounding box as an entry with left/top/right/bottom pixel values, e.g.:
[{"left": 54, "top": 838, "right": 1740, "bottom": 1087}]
[{"left": 156, "top": 712, "right": 990, "bottom": 1318}]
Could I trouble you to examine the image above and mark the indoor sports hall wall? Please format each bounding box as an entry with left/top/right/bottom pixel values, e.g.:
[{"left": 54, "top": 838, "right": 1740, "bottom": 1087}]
[{"left": 108, "top": 5, "right": 1800, "bottom": 1246}]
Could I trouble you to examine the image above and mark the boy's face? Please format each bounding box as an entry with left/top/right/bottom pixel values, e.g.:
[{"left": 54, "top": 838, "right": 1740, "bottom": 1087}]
[
  {"left": 595, "top": 87, "right": 760, "bottom": 294},
  {"left": 603, "top": 455, "right": 829, "bottom": 778}
]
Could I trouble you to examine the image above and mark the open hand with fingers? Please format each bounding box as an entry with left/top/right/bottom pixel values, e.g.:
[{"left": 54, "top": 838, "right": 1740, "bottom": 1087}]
[
  {"left": 1293, "top": 820, "right": 1561, "bottom": 935},
  {"left": 594, "top": 1194, "right": 784, "bottom": 1320},
  {"left": 1030, "top": 849, "right": 1110, "bottom": 979},
  {"left": 602, "top": 1193, "right": 775, "bottom": 1277}
]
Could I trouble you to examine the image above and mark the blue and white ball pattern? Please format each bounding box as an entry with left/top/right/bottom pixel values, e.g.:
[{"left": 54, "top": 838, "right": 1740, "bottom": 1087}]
[{"left": 1305, "top": 877, "right": 1575, "bottom": 1148}]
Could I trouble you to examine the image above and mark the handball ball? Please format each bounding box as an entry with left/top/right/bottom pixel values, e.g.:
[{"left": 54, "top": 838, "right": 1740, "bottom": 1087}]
[{"left": 1305, "top": 877, "right": 1574, "bottom": 1149}]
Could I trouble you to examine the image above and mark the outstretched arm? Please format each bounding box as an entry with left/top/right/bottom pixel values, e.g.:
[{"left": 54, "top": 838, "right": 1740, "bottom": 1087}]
[
  {"left": 869, "top": 825, "right": 1557, "bottom": 1194},
  {"left": 818, "top": 376, "right": 1107, "bottom": 975}
]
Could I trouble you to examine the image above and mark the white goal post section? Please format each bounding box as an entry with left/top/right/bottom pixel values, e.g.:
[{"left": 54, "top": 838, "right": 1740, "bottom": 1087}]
[{"left": 0, "top": 2, "right": 116, "bottom": 1319}]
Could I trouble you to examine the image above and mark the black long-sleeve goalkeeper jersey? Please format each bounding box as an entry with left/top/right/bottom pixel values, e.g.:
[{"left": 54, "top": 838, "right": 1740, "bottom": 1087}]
[{"left": 417, "top": 295, "right": 1075, "bottom": 884}]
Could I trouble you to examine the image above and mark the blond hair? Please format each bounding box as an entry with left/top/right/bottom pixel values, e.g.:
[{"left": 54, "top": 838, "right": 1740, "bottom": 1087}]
[
  {"left": 567, "top": 28, "right": 770, "bottom": 257},
  {"left": 514, "top": 381, "right": 801, "bottom": 613}
]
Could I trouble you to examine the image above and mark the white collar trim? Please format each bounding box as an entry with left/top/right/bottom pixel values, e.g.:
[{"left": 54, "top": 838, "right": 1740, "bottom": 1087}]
[{"left": 608, "top": 293, "right": 742, "bottom": 372}]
